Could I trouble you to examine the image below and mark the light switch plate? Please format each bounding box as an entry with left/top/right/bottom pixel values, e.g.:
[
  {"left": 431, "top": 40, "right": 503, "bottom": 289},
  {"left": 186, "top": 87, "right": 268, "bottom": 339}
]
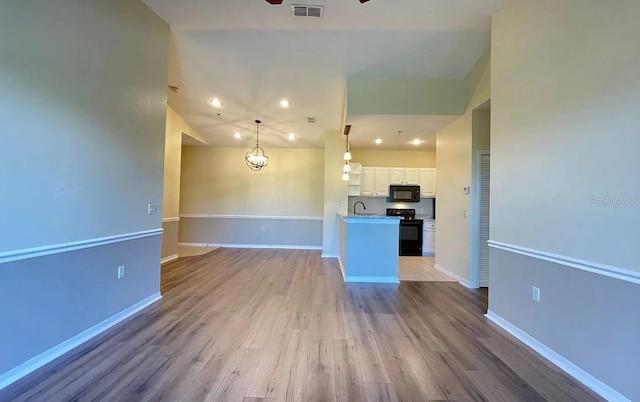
[{"left": 147, "top": 203, "right": 157, "bottom": 215}]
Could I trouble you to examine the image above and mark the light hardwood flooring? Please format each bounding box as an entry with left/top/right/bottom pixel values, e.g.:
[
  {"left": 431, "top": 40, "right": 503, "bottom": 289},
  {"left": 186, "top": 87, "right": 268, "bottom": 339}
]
[
  {"left": 1, "top": 249, "right": 603, "bottom": 401},
  {"left": 398, "top": 256, "right": 456, "bottom": 282}
]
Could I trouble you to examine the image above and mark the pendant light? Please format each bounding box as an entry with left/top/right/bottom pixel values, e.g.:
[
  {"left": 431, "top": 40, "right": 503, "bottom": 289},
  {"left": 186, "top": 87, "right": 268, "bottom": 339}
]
[
  {"left": 245, "top": 119, "right": 269, "bottom": 171},
  {"left": 343, "top": 124, "right": 352, "bottom": 161},
  {"left": 342, "top": 125, "right": 352, "bottom": 181}
]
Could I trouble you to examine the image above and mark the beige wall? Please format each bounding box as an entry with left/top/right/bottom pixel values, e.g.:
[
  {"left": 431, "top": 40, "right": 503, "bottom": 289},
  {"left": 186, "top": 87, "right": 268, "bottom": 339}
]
[
  {"left": 163, "top": 106, "right": 201, "bottom": 219},
  {"left": 350, "top": 150, "right": 436, "bottom": 168},
  {"left": 180, "top": 147, "right": 324, "bottom": 216},
  {"left": 322, "top": 131, "right": 349, "bottom": 256},
  {"left": 162, "top": 106, "right": 203, "bottom": 259},
  {"left": 435, "top": 52, "right": 490, "bottom": 282}
]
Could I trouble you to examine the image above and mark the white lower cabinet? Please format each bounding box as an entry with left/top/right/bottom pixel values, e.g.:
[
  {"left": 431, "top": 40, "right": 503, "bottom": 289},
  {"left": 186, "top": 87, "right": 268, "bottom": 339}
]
[{"left": 423, "top": 222, "right": 435, "bottom": 256}]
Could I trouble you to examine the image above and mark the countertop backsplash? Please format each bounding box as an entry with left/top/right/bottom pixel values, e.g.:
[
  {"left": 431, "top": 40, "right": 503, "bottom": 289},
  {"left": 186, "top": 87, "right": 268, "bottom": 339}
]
[{"left": 348, "top": 196, "right": 435, "bottom": 219}]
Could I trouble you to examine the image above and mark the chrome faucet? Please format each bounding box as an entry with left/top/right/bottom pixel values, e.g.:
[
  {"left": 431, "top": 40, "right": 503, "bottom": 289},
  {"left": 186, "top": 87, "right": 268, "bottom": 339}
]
[{"left": 353, "top": 201, "right": 366, "bottom": 214}]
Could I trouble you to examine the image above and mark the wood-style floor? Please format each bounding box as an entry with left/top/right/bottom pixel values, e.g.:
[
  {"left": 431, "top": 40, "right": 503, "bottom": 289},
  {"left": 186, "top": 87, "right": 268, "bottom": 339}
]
[
  {"left": 1, "top": 249, "right": 603, "bottom": 401},
  {"left": 398, "top": 256, "right": 457, "bottom": 282}
]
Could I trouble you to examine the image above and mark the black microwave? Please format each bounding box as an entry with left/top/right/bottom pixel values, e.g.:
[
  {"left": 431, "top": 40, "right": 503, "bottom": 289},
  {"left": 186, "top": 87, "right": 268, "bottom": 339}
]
[{"left": 387, "top": 185, "right": 421, "bottom": 203}]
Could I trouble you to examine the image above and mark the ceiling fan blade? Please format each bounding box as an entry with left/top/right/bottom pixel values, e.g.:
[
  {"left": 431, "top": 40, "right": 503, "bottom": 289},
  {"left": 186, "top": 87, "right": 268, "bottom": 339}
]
[{"left": 265, "top": 0, "right": 284, "bottom": 4}]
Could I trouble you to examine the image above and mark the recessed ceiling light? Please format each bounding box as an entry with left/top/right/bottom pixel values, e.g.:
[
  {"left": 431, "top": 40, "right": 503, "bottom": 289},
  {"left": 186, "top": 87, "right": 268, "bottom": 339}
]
[
  {"left": 209, "top": 98, "right": 222, "bottom": 108},
  {"left": 233, "top": 132, "right": 242, "bottom": 139},
  {"left": 286, "top": 133, "right": 296, "bottom": 140},
  {"left": 279, "top": 99, "right": 290, "bottom": 108},
  {"left": 411, "top": 139, "right": 422, "bottom": 145},
  {"left": 375, "top": 138, "right": 382, "bottom": 144}
]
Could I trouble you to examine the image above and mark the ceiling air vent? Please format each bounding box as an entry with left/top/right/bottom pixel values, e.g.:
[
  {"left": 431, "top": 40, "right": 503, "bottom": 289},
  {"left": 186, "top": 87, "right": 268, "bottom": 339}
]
[
  {"left": 292, "top": 4, "right": 323, "bottom": 18},
  {"left": 307, "top": 117, "right": 317, "bottom": 124}
]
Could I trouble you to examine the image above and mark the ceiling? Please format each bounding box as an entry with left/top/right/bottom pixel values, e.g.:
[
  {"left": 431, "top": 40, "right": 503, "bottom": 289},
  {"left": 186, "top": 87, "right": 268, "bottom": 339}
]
[{"left": 143, "top": 0, "right": 507, "bottom": 150}]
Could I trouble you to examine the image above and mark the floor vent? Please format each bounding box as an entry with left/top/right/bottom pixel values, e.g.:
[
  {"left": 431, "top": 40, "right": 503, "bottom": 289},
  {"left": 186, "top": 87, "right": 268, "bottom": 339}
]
[
  {"left": 292, "top": 4, "right": 323, "bottom": 18},
  {"left": 307, "top": 117, "right": 317, "bottom": 124}
]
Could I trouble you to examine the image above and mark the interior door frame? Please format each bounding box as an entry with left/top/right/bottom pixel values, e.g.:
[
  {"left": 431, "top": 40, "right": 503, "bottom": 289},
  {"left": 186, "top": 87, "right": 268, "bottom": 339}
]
[{"left": 470, "top": 150, "right": 490, "bottom": 288}]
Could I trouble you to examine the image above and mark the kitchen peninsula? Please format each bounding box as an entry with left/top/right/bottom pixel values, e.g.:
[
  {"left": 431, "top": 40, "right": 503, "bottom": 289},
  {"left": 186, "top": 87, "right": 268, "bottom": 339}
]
[{"left": 338, "top": 213, "right": 401, "bottom": 283}]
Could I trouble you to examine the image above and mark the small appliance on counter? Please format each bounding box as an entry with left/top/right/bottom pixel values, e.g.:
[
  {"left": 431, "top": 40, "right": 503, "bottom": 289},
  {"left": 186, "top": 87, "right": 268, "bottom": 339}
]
[
  {"left": 386, "top": 208, "right": 423, "bottom": 256},
  {"left": 387, "top": 185, "right": 420, "bottom": 203}
]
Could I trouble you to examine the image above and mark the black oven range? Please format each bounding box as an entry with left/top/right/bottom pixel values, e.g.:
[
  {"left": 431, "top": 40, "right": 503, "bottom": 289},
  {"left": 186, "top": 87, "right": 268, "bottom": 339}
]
[{"left": 386, "top": 208, "right": 423, "bottom": 256}]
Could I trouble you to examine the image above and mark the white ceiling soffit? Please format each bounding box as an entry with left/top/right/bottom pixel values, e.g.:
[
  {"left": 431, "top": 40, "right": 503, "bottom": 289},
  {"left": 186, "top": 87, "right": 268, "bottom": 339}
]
[
  {"left": 145, "top": 0, "right": 508, "bottom": 149},
  {"left": 346, "top": 114, "right": 459, "bottom": 150}
]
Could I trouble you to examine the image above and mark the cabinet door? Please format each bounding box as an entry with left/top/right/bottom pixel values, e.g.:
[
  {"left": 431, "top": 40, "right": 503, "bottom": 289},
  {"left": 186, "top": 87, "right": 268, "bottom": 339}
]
[
  {"left": 389, "top": 168, "right": 405, "bottom": 184},
  {"left": 360, "top": 167, "right": 375, "bottom": 197},
  {"left": 404, "top": 168, "right": 420, "bottom": 185},
  {"left": 374, "top": 168, "right": 389, "bottom": 197},
  {"left": 420, "top": 168, "right": 436, "bottom": 197},
  {"left": 423, "top": 228, "right": 436, "bottom": 255}
]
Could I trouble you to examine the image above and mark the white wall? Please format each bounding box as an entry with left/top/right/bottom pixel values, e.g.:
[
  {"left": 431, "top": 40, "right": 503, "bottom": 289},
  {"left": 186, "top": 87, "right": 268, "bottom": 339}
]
[{"left": 490, "top": 1, "right": 640, "bottom": 400}]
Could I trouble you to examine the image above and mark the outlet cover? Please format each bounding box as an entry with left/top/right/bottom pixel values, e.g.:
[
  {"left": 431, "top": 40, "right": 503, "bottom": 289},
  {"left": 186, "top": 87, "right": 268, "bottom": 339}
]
[
  {"left": 532, "top": 286, "right": 540, "bottom": 302},
  {"left": 147, "top": 203, "right": 157, "bottom": 215},
  {"left": 117, "top": 265, "right": 126, "bottom": 279}
]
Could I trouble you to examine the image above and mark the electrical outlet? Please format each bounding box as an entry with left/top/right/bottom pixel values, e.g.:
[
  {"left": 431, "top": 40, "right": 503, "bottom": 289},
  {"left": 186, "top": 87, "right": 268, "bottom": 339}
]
[
  {"left": 147, "top": 203, "right": 157, "bottom": 215},
  {"left": 261, "top": 227, "right": 266, "bottom": 233},
  {"left": 532, "top": 286, "right": 540, "bottom": 302},
  {"left": 117, "top": 265, "right": 126, "bottom": 279}
]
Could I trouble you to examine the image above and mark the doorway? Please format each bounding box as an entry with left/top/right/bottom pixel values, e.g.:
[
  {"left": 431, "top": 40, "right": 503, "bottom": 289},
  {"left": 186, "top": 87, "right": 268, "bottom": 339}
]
[
  {"left": 477, "top": 152, "right": 490, "bottom": 287},
  {"left": 470, "top": 102, "right": 490, "bottom": 289}
]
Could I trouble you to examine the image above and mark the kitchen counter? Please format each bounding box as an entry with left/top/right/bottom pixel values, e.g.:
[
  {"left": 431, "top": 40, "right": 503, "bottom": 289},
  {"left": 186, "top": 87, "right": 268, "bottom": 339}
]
[
  {"left": 337, "top": 213, "right": 400, "bottom": 283},
  {"left": 340, "top": 213, "right": 398, "bottom": 220}
]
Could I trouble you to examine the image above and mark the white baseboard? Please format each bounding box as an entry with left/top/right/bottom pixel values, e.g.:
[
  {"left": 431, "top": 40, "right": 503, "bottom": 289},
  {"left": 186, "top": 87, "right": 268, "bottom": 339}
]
[
  {"left": 0, "top": 293, "right": 162, "bottom": 391},
  {"left": 434, "top": 264, "right": 473, "bottom": 288},
  {"left": 160, "top": 254, "right": 178, "bottom": 264},
  {"left": 344, "top": 276, "right": 400, "bottom": 284},
  {"left": 485, "top": 311, "right": 630, "bottom": 402},
  {"left": 178, "top": 242, "right": 321, "bottom": 251},
  {"left": 321, "top": 253, "right": 339, "bottom": 258}
]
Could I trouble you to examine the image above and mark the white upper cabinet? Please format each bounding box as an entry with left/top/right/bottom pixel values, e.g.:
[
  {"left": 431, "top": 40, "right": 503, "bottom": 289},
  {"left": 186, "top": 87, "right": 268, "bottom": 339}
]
[
  {"left": 404, "top": 168, "right": 420, "bottom": 185},
  {"left": 374, "top": 168, "right": 390, "bottom": 197},
  {"left": 389, "top": 168, "right": 405, "bottom": 184},
  {"left": 360, "top": 167, "right": 376, "bottom": 196},
  {"left": 389, "top": 168, "right": 420, "bottom": 185},
  {"left": 420, "top": 168, "right": 436, "bottom": 197},
  {"left": 353, "top": 166, "right": 435, "bottom": 198}
]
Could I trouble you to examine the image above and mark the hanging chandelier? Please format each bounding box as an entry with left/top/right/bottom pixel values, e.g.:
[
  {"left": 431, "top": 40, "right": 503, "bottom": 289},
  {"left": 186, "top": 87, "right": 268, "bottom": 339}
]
[{"left": 245, "top": 119, "right": 269, "bottom": 171}]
